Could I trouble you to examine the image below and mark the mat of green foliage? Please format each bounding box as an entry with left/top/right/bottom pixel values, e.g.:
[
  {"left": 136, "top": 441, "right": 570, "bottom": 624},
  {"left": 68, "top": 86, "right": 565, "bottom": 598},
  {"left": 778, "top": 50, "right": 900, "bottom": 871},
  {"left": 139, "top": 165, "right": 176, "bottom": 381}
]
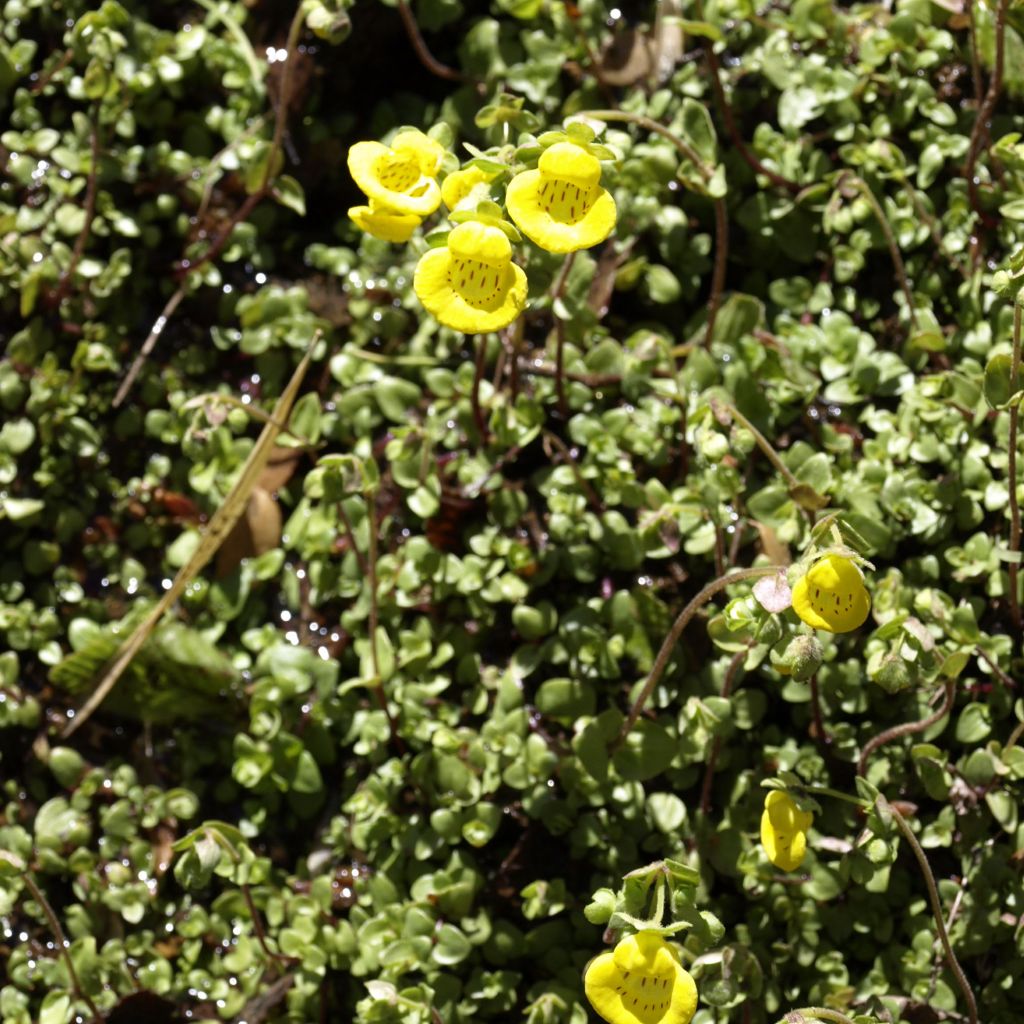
[{"left": 1, "top": 0, "right": 1023, "bottom": 1022}]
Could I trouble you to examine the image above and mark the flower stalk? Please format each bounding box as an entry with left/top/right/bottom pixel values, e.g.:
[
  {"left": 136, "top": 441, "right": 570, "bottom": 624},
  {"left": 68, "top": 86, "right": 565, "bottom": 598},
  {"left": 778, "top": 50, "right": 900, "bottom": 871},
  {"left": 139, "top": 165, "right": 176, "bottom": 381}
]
[
  {"left": 881, "top": 798, "right": 979, "bottom": 1024},
  {"left": 611, "top": 566, "right": 783, "bottom": 752}
]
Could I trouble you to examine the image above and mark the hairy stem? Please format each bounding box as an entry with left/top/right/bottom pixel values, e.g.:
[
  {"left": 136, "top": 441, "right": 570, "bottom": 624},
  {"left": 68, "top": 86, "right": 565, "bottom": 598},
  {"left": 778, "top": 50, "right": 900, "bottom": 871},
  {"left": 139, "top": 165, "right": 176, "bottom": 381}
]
[
  {"left": 22, "top": 874, "right": 103, "bottom": 1023},
  {"left": 611, "top": 566, "right": 782, "bottom": 752},
  {"left": 882, "top": 799, "right": 979, "bottom": 1024},
  {"left": 857, "top": 677, "right": 955, "bottom": 776}
]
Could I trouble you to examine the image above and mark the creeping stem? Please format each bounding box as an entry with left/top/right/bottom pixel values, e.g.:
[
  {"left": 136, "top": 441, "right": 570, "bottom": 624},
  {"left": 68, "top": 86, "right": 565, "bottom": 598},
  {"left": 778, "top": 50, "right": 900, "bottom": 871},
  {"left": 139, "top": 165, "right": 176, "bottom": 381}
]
[
  {"left": 611, "top": 566, "right": 783, "bottom": 752},
  {"left": 881, "top": 799, "right": 979, "bottom": 1024},
  {"left": 964, "top": 0, "right": 1011, "bottom": 235},
  {"left": 1008, "top": 300, "right": 1022, "bottom": 629},
  {"left": 22, "top": 873, "right": 103, "bottom": 1023},
  {"left": 857, "top": 677, "right": 955, "bottom": 777},
  {"left": 582, "top": 109, "right": 729, "bottom": 350},
  {"left": 839, "top": 172, "right": 918, "bottom": 332}
]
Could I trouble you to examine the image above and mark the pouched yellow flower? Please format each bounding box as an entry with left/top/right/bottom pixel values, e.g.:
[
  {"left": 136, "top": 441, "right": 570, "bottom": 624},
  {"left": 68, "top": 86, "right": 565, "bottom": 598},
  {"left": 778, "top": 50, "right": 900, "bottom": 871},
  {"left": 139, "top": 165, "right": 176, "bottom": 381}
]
[
  {"left": 441, "top": 165, "right": 499, "bottom": 210},
  {"left": 791, "top": 554, "right": 871, "bottom": 633},
  {"left": 347, "top": 130, "right": 444, "bottom": 218},
  {"left": 505, "top": 141, "right": 616, "bottom": 253},
  {"left": 413, "top": 221, "right": 528, "bottom": 333},
  {"left": 585, "top": 932, "right": 698, "bottom": 1024},
  {"left": 760, "top": 791, "right": 813, "bottom": 872},
  {"left": 348, "top": 202, "right": 421, "bottom": 243}
]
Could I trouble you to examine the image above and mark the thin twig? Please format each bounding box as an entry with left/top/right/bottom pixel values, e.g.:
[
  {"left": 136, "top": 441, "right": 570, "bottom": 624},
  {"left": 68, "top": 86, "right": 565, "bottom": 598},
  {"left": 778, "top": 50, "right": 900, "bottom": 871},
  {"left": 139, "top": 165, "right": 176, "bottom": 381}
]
[
  {"left": 705, "top": 196, "right": 729, "bottom": 348},
  {"left": 841, "top": 172, "right": 918, "bottom": 331},
  {"left": 49, "top": 114, "right": 101, "bottom": 306},
  {"left": 30, "top": 46, "right": 74, "bottom": 93},
  {"left": 241, "top": 883, "right": 284, "bottom": 977},
  {"left": 699, "top": 647, "right": 747, "bottom": 814},
  {"left": 337, "top": 501, "right": 369, "bottom": 577},
  {"left": 882, "top": 799, "right": 979, "bottom": 1024},
  {"left": 1008, "top": 300, "right": 1022, "bottom": 629},
  {"left": 542, "top": 430, "right": 603, "bottom": 512},
  {"left": 113, "top": 283, "right": 187, "bottom": 407},
  {"left": 395, "top": 0, "right": 467, "bottom": 83},
  {"left": 611, "top": 566, "right": 782, "bottom": 752},
  {"left": 717, "top": 400, "right": 800, "bottom": 490},
  {"left": 22, "top": 874, "right": 103, "bottom": 1023},
  {"left": 700, "top": 33, "right": 801, "bottom": 195},
  {"left": 581, "top": 109, "right": 729, "bottom": 351},
  {"left": 964, "top": 0, "right": 1010, "bottom": 235},
  {"left": 857, "top": 677, "right": 955, "bottom": 776},
  {"left": 113, "top": 1, "right": 307, "bottom": 407}
]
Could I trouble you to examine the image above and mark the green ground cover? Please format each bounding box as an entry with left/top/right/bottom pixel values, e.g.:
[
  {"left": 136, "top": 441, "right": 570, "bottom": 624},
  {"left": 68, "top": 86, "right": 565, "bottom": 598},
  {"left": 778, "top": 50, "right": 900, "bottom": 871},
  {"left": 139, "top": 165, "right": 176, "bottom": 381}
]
[{"left": 1, "top": 0, "right": 1024, "bottom": 1022}]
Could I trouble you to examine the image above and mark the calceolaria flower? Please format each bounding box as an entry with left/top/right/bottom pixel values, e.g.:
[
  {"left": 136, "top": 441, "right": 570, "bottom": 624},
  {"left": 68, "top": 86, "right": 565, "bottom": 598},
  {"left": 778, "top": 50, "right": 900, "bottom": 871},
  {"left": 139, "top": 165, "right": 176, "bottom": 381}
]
[
  {"left": 441, "top": 164, "right": 500, "bottom": 211},
  {"left": 347, "top": 202, "right": 422, "bottom": 243},
  {"left": 760, "top": 791, "right": 813, "bottom": 872},
  {"left": 584, "top": 932, "right": 698, "bottom": 1024},
  {"left": 505, "top": 141, "right": 616, "bottom": 253},
  {"left": 413, "top": 221, "right": 527, "bottom": 333},
  {"left": 347, "top": 129, "right": 444, "bottom": 218},
  {"left": 791, "top": 553, "right": 871, "bottom": 633}
]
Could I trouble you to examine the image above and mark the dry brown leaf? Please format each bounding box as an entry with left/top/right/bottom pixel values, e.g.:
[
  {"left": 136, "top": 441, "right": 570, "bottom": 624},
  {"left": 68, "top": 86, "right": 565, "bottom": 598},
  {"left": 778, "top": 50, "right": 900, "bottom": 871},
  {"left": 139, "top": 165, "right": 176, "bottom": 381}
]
[{"left": 215, "top": 486, "right": 283, "bottom": 577}]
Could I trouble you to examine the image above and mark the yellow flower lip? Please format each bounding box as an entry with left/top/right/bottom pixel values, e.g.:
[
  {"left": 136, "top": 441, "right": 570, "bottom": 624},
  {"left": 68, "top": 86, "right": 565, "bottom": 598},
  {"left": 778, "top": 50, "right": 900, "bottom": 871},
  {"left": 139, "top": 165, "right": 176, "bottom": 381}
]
[
  {"left": 791, "top": 553, "right": 871, "bottom": 633},
  {"left": 348, "top": 202, "right": 421, "bottom": 243},
  {"left": 760, "top": 790, "right": 813, "bottom": 872},
  {"left": 506, "top": 140, "right": 616, "bottom": 254},
  {"left": 347, "top": 130, "right": 443, "bottom": 218},
  {"left": 413, "top": 221, "right": 528, "bottom": 334},
  {"left": 585, "top": 932, "right": 698, "bottom": 1024}
]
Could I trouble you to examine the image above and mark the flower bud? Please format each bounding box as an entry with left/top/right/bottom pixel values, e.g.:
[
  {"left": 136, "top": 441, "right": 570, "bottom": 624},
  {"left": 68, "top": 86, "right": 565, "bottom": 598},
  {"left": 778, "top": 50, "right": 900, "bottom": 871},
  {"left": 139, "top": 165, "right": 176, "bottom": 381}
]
[{"left": 780, "top": 634, "right": 823, "bottom": 682}]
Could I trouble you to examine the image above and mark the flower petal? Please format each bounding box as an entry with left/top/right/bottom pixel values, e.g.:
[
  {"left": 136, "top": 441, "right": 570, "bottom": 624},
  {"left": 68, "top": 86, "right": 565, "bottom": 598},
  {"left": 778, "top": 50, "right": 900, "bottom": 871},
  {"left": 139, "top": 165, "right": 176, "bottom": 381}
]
[
  {"left": 506, "top": 168, "right": 616, "bottom": 253},
  {"left": 539, "top": 141, "right": 602, "bottom": 188},
  {"left": 441, "top": 165, "right": 496, "bottom": 210},
  {"left": 392, "top": 129, "right": 445, "bottom": 177},
  {"left": 413, "top": 245, "right": 527, "bottom": 333},
  {"left": 347, "top": 141, "right": 390, "bottom": 196},
  {"left": 348, "top": 204, "right": 421, "bottom": 243},
  {"left": 792, "top": 554, "right": 871, "bottom": 633},
  {"left": 448, "top": 221, "right": 512, "bottom": 265},
  {"left": 585, "top": 935, "right": 698, "bottom": 1024}
]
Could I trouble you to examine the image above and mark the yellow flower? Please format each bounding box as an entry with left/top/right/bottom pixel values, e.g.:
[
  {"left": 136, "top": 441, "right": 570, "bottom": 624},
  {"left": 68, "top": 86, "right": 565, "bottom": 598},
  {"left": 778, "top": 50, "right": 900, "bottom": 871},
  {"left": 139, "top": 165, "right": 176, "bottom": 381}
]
[
  {"left": 441, "top": 165, "right": 499, "bottom": 211},
  {"left": 348, "top": 202, "right": 421, "bottom": 243},
  {"left": 347, "top": 130, "right": 444, "bottom": 218},
  {"left": 791, "top": 554, "right": 871, "bottom": 633},
  {"left": 413, "top": 221, "right": 528, "bottom": 333},
  {"left": 505, "top": 141, "right": 616, "bottom": 253},
  {"left": 584, "top": 932, "right": 698, "bottom": 1024},
  {"left": 760, "top": 790, "right": 813, "bottom": 872}
]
